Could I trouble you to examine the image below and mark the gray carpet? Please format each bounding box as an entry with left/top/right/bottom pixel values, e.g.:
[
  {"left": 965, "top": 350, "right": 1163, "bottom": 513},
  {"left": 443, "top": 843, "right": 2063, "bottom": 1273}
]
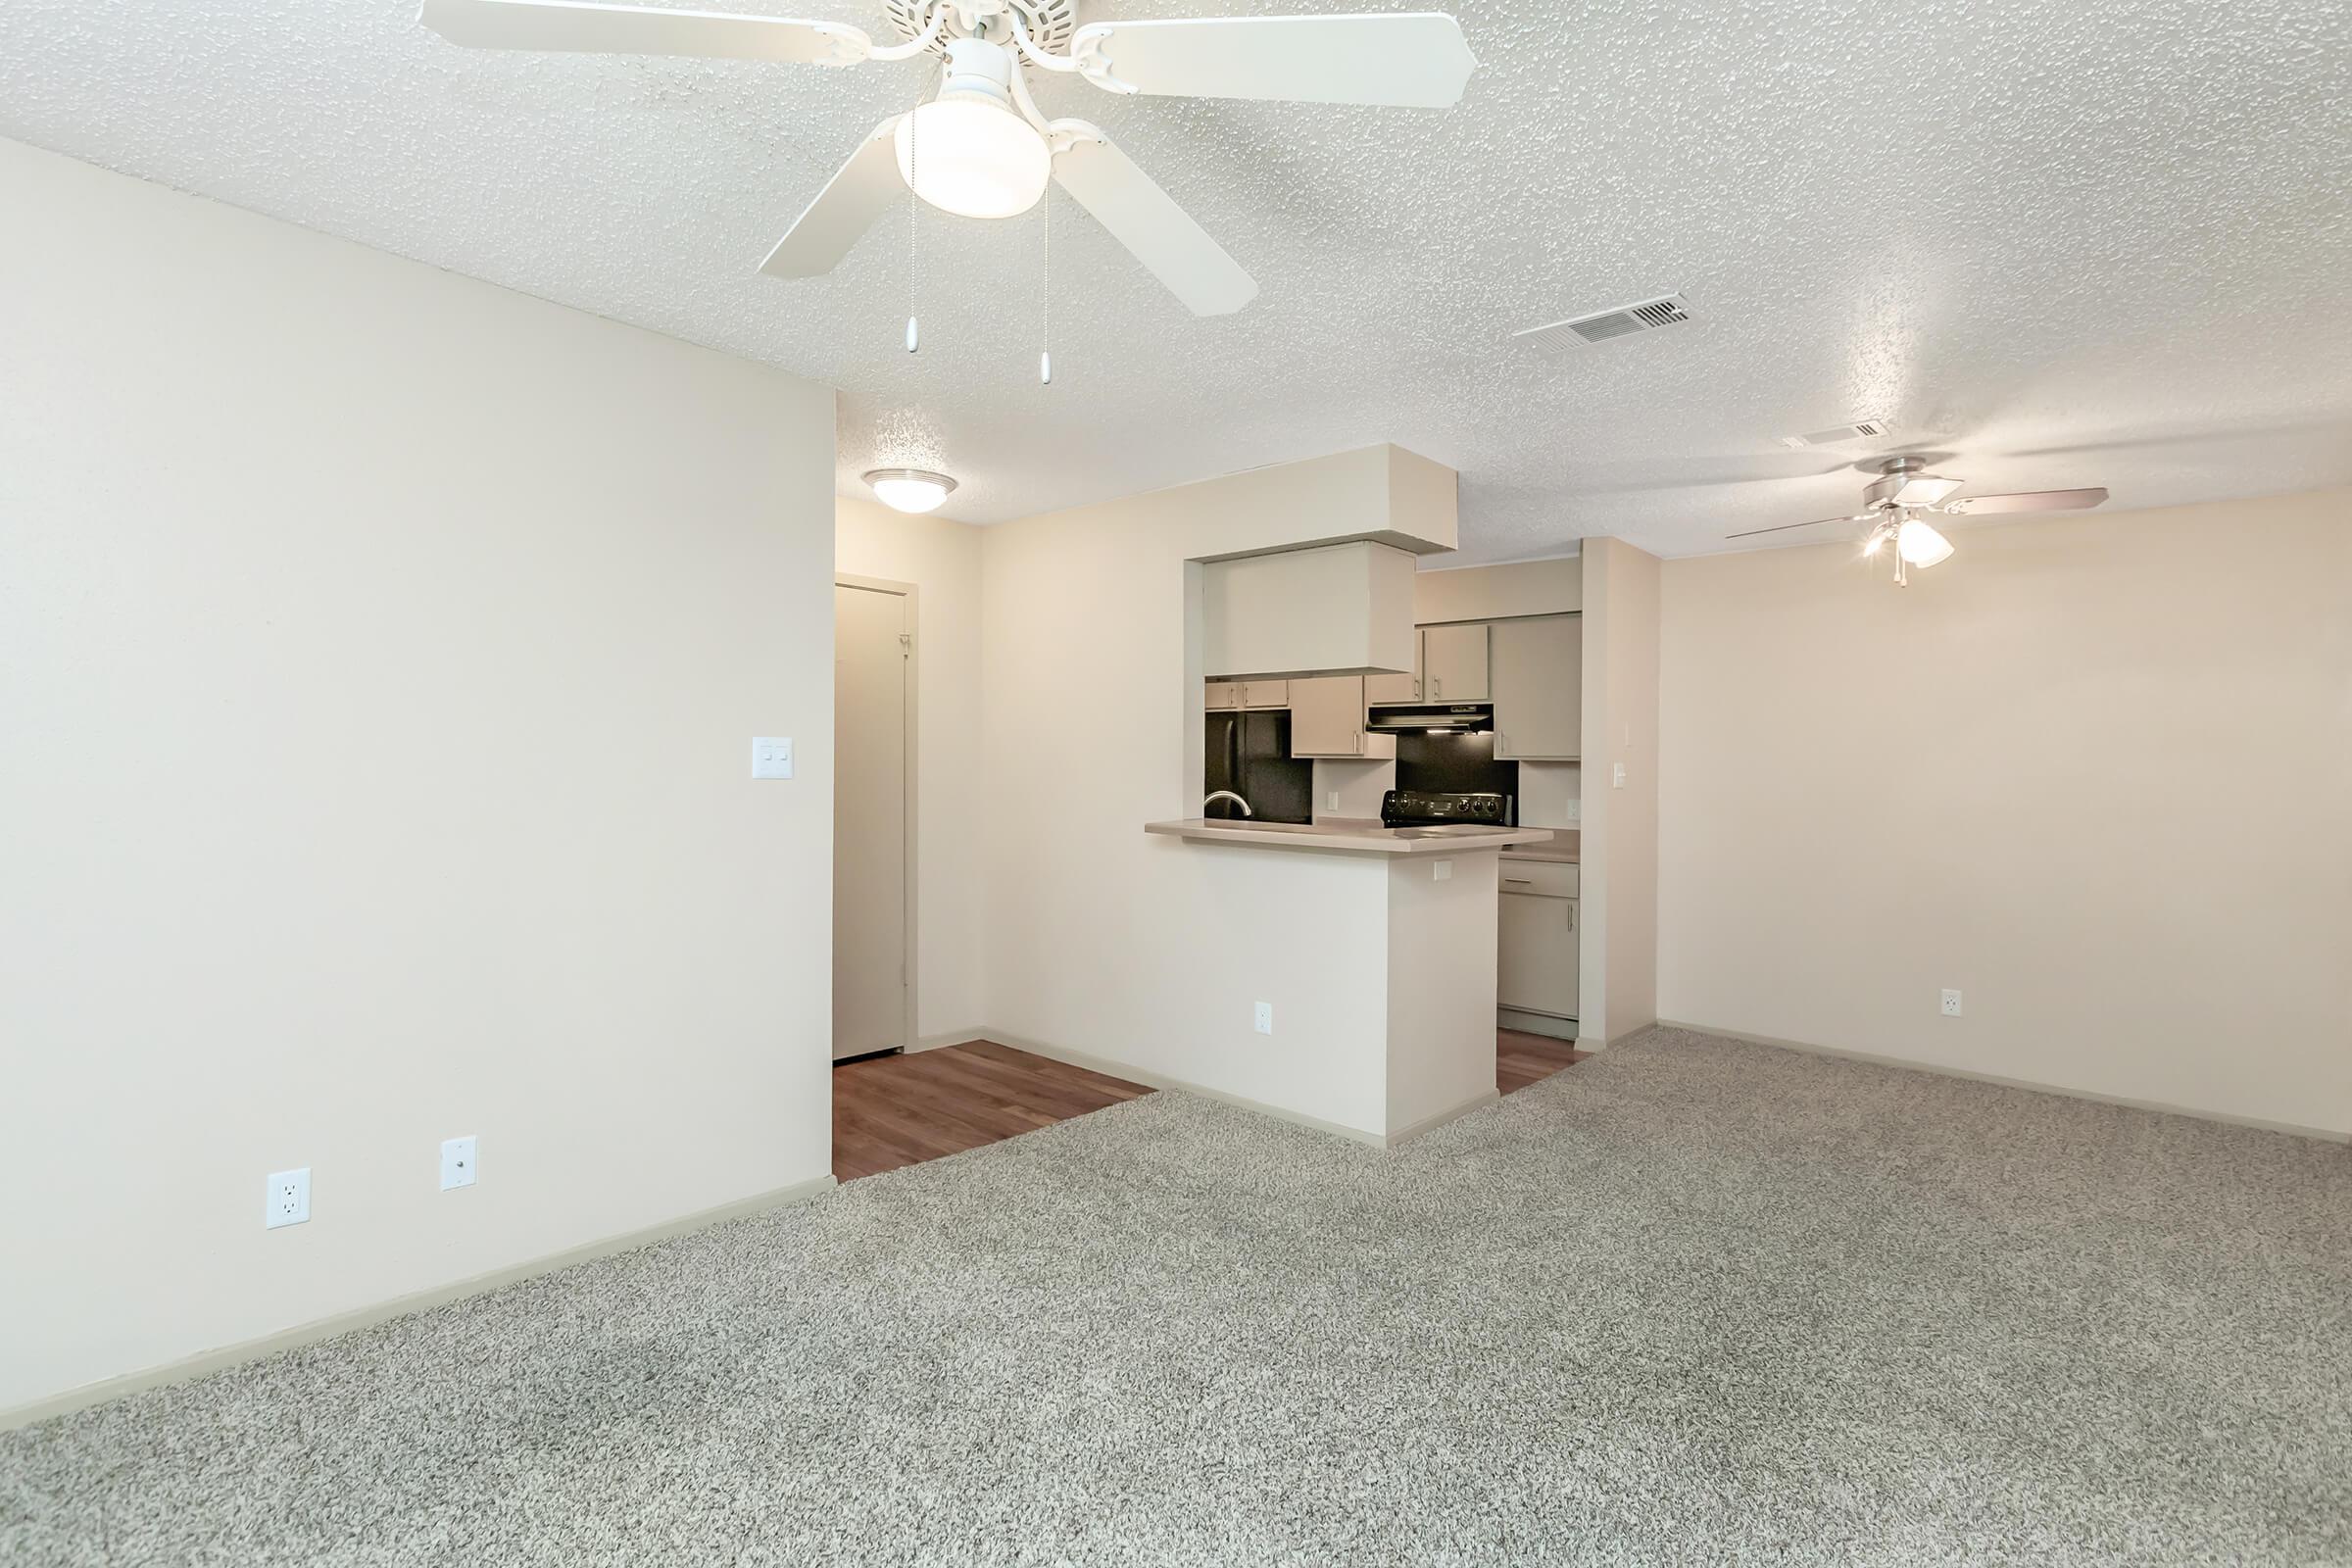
[{"left": 5, "top": 1029, "right": 2349, "bottom": 1566}]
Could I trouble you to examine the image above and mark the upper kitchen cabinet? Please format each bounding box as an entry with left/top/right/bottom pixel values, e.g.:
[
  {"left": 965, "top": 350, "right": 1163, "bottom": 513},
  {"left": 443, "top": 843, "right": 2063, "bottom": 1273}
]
[
  {"left": 1365, "top": 631, "right": 1421, "bottom": 705},
  {"left": 1205, "top": 679, "right": 1290, "bottom": 710},
  {"left": 1420, "top": 622, "right": 1491, "bottom": 702},
  {"left": 1201, "top": 541, "right": 1416, "bottom": 680},
  {"left": 1288, "top": 675, "right": 1396, "bottom": 759},
  {"left": 1492, "top": 613, "right": 1581, "bottom": 760}
]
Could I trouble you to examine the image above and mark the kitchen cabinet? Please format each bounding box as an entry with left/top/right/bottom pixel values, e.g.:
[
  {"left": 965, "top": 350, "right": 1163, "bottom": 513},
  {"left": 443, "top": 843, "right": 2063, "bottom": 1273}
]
[
  {"left": 1421, "top": 622, "right": 1491, "bottom": 702},
  {"left": 1492, "top": 613, "right": 1581, "bottom": 760},
  {"left": 1201, "top": 541, "right": 1416, "bottom": 680},
  {"left": 1205, "top": 679, "right": 1288, "bottom": 710},
  {"left": 1364, "top": 634, "right": 1420, "bottom": 706},
  {"left": 1497, "top": 858, "right": 1579, "bottom": 1024},
  {"left": 1288, "top": 675, "right": 1396, "bottom": 760}
]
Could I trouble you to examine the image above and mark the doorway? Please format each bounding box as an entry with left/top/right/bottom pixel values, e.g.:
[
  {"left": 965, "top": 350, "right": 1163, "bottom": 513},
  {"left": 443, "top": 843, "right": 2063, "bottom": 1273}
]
[{"left": 834, "top": 577, "right": 912, "bottom": 1061}]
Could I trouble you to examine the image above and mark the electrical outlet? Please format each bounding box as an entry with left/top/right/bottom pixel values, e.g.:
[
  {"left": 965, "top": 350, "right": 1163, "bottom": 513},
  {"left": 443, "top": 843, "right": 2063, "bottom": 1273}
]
[
  {"left": 1253, "top": 1001, "right": 1274, "bottom": 1035},
  {"left": 266, "top": 1167, "right": 311, "bottom": 1229},
  {"left": 1563, "top": 801, "right": 1581, "bottom": 823},
  {"left": 1940, "top": 989, "right": 1963, "bottom": 1017},
  {"left": 440, "top": 1135, "right": 478, "bottom": 1191},
  {"left": 1612, "top": 762, "right": 1627, "bottom": 789}
]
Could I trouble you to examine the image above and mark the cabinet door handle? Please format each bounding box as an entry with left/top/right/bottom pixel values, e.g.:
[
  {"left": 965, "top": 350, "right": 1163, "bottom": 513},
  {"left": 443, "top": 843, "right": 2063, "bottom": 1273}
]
[
  {"left": 1432, "top": 676, "right": 1442, "bottom": 699},
  {"left": 1497, "top": 732, "right": 1509, "bottom": 756},
  {"left": 1565, "top": 903, "right": 1576, "bottom": 932},
  {"left": 1503, "top": 877, "right": 1534, "bottom": 886}
]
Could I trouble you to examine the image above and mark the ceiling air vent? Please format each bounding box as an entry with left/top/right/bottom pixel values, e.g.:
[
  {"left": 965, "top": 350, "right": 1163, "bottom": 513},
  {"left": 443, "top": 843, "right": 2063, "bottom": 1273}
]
[
  {"left": 1777, "top": 417, "right": 1896, "bottom": 449},
  {"left": 1513, "top": 293, "right": 1695, "bottom": 355}
]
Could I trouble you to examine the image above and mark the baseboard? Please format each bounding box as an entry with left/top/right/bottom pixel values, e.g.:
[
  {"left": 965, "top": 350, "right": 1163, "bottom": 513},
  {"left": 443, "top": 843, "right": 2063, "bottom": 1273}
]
[
  {"left": 983, "top": 1028, "right": 1393, "bottom": 1150},
  {"left": 1, "top": 1171, "right": 839, "bottom": 1434},
  {"left": 1497, "top": 1006, "right": 1578, "bottom": 1041},
  {"left": 908, "top": 1029, "right": 990, "bottom": 1054},
  {"left": 1572, "top": 1021, "right": 1660, "bottom": 1054},
  {"left": 1386, "top": 1088, "right": 1499, "bottom": 1147},
  {"left": 1655, "top": 1019, "right": 2351, "bottom": 1145}
]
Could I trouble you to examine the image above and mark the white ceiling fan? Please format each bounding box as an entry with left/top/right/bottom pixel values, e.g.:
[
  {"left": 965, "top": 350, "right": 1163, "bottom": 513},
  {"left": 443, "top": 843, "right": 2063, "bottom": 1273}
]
[
  {"left": 1728, "top": 457, "right": 2111, "bottom": 585},
  {"left": 419, "top": 0, "right": 1479, "bottom": 317}
]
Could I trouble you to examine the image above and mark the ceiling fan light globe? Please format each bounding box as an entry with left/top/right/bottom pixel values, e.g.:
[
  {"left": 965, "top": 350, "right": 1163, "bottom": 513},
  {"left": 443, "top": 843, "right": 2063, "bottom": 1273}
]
[
  {"left": 864, "top": 467, "right": 956, "bottom": 514},
  {"left": 894, "top": 96, "right": 1050, "bottom": 220},
  {"left": 1896, "top": 516, "right": 1955, "bottom": 567}
]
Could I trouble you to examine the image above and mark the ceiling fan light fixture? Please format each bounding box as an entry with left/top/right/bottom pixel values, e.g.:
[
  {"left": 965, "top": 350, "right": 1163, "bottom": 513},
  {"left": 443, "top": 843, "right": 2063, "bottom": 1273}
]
[
  {"left": 894, "top": 46, "right": 1051, "bottom": 219},
  {"left": 1896, "top": 516, "right": 1955, "bottom": 567},
  {"left": 864, "top": 467, "right": 957, "bottom": 514}
]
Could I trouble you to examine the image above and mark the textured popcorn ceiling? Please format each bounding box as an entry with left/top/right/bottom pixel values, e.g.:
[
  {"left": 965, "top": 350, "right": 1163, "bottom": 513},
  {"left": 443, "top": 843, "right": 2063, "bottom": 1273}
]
[{"left": 4, "top": 0, "right": 2348, "bottom": 559}]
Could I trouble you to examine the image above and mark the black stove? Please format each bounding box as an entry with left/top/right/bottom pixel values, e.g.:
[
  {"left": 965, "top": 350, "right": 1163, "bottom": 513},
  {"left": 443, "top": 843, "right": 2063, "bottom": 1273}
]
[{"left": 1380, "top": 789, "right": 1513, "bottom": 828}]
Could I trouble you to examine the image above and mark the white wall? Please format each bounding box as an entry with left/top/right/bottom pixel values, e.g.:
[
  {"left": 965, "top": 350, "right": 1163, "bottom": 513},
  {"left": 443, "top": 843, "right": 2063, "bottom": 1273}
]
[
  {"left": 835, "top": 498, "right": 987, "bottom": 1043},
  {"left": 977, "top": 450, "right": 1455, "bottom": 1109},
  {"left": 1657, "top": 488, "right": 2352, "bottom": 1136},
  {"left": 0, "top": 140, "right": 839, "bottom": 1413}
]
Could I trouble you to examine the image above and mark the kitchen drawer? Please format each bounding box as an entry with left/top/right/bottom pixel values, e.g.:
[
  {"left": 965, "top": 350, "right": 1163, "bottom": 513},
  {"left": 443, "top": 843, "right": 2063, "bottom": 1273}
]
[{"left": 1498, "top": 858, "right": 1578, "bottom": 899}]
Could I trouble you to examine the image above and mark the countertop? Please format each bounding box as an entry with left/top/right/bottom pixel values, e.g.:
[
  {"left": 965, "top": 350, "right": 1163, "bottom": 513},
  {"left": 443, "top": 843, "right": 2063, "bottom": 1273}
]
[
  {"left": 1144, "top": 818, "right": 1558, "bottom": 857},
  {"left": 1500, "top": 833, "right": 1579, "bottom": 865}
]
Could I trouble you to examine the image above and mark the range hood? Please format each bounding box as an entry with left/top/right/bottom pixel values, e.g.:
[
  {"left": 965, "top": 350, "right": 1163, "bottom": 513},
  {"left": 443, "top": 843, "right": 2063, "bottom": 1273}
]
[{"left": 1364, "top": 703, "right": 1494, "bottom": 733}]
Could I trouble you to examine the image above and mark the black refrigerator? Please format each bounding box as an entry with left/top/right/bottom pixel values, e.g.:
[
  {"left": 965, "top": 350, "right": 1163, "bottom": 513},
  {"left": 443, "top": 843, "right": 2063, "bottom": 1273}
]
[{"left": 1203, "top": 709, "right": 1314, "bottom": 823}]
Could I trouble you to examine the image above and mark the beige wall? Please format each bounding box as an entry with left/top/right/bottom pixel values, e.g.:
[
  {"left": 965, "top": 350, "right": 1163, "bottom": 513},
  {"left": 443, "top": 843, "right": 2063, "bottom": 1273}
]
[
  {"left": 0, "top": 140, "right": 839, "bottom": 1413},
  {"left": 977, "top": 450, "right": 1455, "bottom": 1111},
  {"left": 835, "top": 498, "right": 987, "bottom": 1043},
  {"left": 1579, "top": 539, "right": 1663, "bottom": 1045},
  {"left": 1413, "top": 555, "right": 1581, "bottom": 623},
  {"left": 1656, "top": 488, "right": 2352, "bottom": 1136}
]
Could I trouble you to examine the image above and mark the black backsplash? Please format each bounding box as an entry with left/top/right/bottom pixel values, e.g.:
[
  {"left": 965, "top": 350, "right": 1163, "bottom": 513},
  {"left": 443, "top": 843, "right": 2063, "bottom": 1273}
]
[{"left": 1396, "top": 731, "right": 1517, "bottom": 808}]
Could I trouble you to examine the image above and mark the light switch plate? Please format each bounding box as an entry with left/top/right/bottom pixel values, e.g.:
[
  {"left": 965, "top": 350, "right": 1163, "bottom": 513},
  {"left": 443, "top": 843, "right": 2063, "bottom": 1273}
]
[
  {"left": 751, "top": 737, "right": 793, "bottom": 779},
  {"left": 1612, "top": 762, "right": 1627, "bottom": 789},
  {"left": 440, "top": 1135, "right": 478, "bottom": 1191},
  {"left": 1432, "top": 859, "right": 1452, "bottom": 881}
]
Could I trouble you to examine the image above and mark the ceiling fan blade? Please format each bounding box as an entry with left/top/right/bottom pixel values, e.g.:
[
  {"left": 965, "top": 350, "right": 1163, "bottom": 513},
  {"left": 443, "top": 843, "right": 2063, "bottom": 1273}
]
[
  {"left": 1067, "top": 13, "right": 1477, "bottom": 107},
  {"left": 759, "top": 120, "right": 904, "bottom": 278},
  {"left": 1944, "top": 487, "right": 2110, "bottom": 515},
  {"left": 420, "top": 0, "right": 870, "bottom": 66},
  {"left": 1051, "top": 130, "right": 1256, "bottom": 317},
  {"left": 1726, "top": 514, "right": 1864, "bottom": 540}
]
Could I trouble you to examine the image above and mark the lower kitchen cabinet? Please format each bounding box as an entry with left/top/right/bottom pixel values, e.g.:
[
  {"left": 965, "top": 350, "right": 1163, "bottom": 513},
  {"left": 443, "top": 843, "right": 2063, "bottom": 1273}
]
[
  {"left": 1288, "top": 675, "right": 1396, "bottom": 760},
  {"left": 1497, "top": 858, "right": 1578, "bottom": 1028}
]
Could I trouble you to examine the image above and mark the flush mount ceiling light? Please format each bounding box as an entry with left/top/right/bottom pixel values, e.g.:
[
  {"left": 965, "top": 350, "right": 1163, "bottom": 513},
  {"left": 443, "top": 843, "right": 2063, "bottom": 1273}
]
[
  {"left": 1727, "top": 457, "right": 2112, "bottom": 587},
  {"left": 864, "top": 467, "right": 957, "bottom": 514},
  {"left": 419, "top": 0, "right": 1479, "bottom": 318}
]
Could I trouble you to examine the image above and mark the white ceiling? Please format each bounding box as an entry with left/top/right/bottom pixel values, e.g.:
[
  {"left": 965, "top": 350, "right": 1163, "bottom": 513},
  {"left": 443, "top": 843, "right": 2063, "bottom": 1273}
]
[{"left": 5, "top": 0, "right": 2348, "bottom": 560}]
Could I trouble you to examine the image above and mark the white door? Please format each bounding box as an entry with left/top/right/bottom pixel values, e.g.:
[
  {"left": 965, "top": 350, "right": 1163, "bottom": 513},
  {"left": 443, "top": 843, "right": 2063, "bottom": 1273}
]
[{"left": 833, "top": 583, "right": 908, "bottom": 1060}]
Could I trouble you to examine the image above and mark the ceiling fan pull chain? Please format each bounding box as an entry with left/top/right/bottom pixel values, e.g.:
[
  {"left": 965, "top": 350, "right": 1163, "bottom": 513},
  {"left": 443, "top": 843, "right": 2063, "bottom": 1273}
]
[
  {"left": 906, "top": 64, "right": 934, "bottom": 356},
  {"left": 1039, "top": 186, "right": 1053, "bottom": 385}
]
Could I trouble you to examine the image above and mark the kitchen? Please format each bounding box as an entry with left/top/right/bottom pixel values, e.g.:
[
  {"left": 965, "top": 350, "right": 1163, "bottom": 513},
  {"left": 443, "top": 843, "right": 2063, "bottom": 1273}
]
[
  {"left": 1199, "top": 577, "right": 1584, "bottom": 1042},
  {"left": 1148, "top": 536, "right": 1587, "bottom": 1142}
]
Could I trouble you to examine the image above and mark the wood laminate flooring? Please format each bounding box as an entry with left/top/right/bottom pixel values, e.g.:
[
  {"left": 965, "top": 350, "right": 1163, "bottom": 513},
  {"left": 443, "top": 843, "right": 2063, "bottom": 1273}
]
[
  {"left": 1496, "top": 1026, "right": 1593, "bottom": 1096},
  {"left": 832, "top": 1041, "right": 1152, "bottom": 1182},
  {"left": 836, "top": 1029, "right": 1592, "bottom": 1182}
]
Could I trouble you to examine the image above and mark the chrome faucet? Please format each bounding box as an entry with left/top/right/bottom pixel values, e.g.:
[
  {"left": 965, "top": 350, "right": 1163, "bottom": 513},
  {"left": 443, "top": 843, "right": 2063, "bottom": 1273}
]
[{"left": 1201, "top": 790, "right": 1253, "bottom": 818}]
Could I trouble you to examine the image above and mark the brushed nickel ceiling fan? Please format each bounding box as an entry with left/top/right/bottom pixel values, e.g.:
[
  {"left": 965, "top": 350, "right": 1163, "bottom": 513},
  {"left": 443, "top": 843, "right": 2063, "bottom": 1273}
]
[
  {"left": 1729, "top": 457, "right": 2111, "bottom": 585},
  {"left": 419, "top": 0, "right": 1479, "bottom": 318}
]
